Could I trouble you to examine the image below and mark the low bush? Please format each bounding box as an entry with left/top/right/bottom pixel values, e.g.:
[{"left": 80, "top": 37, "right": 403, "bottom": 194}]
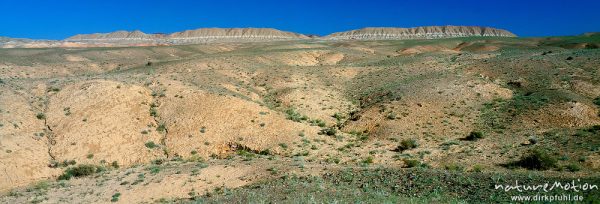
[
  {"left": 565, "top": 164, "right": 581, "bottom": 172},
  {"left": 396, "top": 139, "right": 418, "bottom": 152},
  {"left": 514, "top": 149, "right": 557, "bottom": 170},
  {"left": 311, "top": 119, "right": 327, "bottom": 127},
  {"left": 319, "top": 127, "right": 337, "bottom": 136},
  {"left": 36, "top": 113, "right": 46, "bottom": 120},
  {"left": 386, "top": 112, "right": 396, "bottom": 120},
  {"left": 362, "top": 156, "right": 374, "bottom": 164},
  {"left": 285, "top": 109, "right": 308, "bottom": 122},
  {"left": 145, "top": 141, "right": 158, "bottom": 149},
  {"left": 156, "top": 123, "right": 166, "bottom": 132},
  {"left": 403, "top": 159, "right": 420, "bottom": 168},
  {"left": 465, "top": 131, "right": 484, "bottom": 141},
  {"left": 593, "top": 97, "right": 600, "bottom": 106},
  {"left": 58, "top": 164, "right": 101, "bottom": 180},
  {"left": 445, "top": 164, "right": 464, "bottom": 172}
]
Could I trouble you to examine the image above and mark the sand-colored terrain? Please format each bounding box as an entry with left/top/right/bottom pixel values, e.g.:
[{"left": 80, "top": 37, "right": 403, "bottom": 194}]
[{"left": 1, "top": 34, "right": 599, "bottom": 202}]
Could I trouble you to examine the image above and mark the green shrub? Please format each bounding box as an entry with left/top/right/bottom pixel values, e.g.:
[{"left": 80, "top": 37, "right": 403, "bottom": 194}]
[
  {"left": 237, "top": 150, "right": 256, "bottom": 161},
  {"left": 149, "top": 108, "right": 158, "bottom": 117},
  {"left": 286, "top": 109, "right": 308, "bottom": 122},
  {"left": 36, "top": 113, "right": 46, "bottom": 120},
  {"left": 362, "top": 156, "right": 374, "bottom": 164},
  {"left": 311, "top": 119, "right": 327, "bottom": 127},
  {"left": 472, "top": 165, "right": 483, "bottom": 172},
  {"left": 319, "top": 127, "right": 337, "bottom": 136},
  {"left": 396, "top": 139, "right": 418, "bottom": 152},
  {"left": 586, "top": 125, "right": 600, "bottom": 133},
  {"left": 515, "top": 149, "right": 557, "bottom": 170},
  {"left": 445, "top": 164, "right": 464, "bottom": 172},
  {"left": 111, "top": 192, "right": 121, "bottom": 202},
  {"left": 148, "top": 166, "right": 161, "bottom": 174},
  {"left": 145, "top": 141, "right": 158, "bottom": 149},
  {"left": 156, "top": 124, "right": 166, "bottom": 132},
  {"left": 111, "top": 161, "right": 119, "bottom": 169},
  {"left": 565, "top": 164, "right": 581, "bottom": 172},
  {"left": 403, "top": 159, "right": 420, "bottom": 168},
  {"left": 593, "top": 97, "right": 600, "bottom": 106},
  {"left": 47, "top": 87, "right": 60, "bottom": 92},
  {"left": 465, "top": 131, "right": 484, "bottom": 141},
  {"left": 58, "top": 164, "right": 99, "bottom": 180},
  {"left": 386, "top": 112, "right": 396, "bottom": 120},
  {"left": 333, "top": 112, "right": 344, "bottom": 121}
]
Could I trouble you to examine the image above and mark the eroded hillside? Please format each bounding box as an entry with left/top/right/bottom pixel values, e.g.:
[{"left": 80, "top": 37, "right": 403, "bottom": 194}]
[{"left": 1, "top": 35, "right": 599, "bottom": 203}]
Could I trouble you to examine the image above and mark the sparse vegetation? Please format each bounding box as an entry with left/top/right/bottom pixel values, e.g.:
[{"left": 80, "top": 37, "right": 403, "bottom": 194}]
[{"left": 192, "top": 167, "right": 600, "bottom": 203}]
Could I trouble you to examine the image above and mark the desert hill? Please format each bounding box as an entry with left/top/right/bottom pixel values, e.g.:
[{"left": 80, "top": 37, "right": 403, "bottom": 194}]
[
  {"left": 66, "top": 30, "right": 163, "bottom": 41},
  {"left": 324, "top": 26, "right": 516, "bottom": 40},
  {"left": 1, "top": 31, "right": 599, "bottom": 203},
  {"left": 64, "top": 28, "right": 310, "bottom": 44}
]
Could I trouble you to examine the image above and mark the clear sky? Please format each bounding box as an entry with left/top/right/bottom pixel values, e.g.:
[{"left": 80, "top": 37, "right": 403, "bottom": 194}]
[{"left": 0, "top": 0, "right": 599, "bottom": 40}]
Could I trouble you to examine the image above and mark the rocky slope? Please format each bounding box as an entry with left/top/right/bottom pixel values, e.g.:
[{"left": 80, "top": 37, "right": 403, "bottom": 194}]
[{"left": 324, "top": 26, "right": 516, "bottom": 40}]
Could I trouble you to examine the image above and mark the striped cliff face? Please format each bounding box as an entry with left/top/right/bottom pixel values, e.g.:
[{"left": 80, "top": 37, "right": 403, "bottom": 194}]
[
  {"left": 64, "top": 28, "right": 310, "bottom": 44},
  {"left": 2, "top": 26, "right": 517, "bottom": 48},
  {"left": 324, "top": 26, "right": 516, "bottom": 40}
]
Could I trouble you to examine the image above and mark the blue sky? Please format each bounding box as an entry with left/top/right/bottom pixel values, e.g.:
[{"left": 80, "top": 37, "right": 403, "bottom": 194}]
[{"left": 0, "top": 0, "right": 598, "bottom": 40}]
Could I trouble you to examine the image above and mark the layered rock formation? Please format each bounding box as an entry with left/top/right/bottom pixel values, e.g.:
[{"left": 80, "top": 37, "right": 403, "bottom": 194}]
[
  {"left": 1, "top": 26, "right": 517, "bottom": 48},
  {"left": 324, "top": 26, "right": 516, "bottom": 40},
  {"left": 167, "top": 28, "right": 309, "bottom": 43},
  {"left": 66, "top": 30, "right": 164, "bottom": 42},
  {"left": 64, "top": 28, "right": 309, "bottom": 44}
]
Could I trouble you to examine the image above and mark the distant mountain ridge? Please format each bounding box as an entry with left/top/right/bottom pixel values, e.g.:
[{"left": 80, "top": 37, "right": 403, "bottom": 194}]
[
  {"left": 324, "top": 26, "right": 516, "bottom": 40},
  {"left": 66, "top": 30, "right": 162, "bottom": 41},
  {"left": 1, "top": 26, "right": 516, "bottom": 48},
  {"left": 65, "top": 28, "right": 310, "bottom": 44}
]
